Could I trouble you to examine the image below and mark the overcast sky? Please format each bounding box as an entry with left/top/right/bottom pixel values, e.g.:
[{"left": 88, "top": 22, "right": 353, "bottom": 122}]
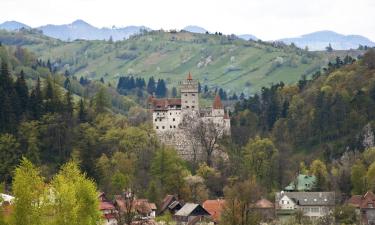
[{"left": 1, "top": 0, "right": 375, "bottom": 41}]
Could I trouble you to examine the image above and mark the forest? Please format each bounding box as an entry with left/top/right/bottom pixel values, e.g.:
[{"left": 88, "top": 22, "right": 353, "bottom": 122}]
[{"left": 1, "top": 39, "right": 375, "bottom": 225}]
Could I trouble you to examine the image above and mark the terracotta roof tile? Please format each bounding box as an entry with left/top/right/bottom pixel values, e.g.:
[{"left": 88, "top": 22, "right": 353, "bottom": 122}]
[
  {"left": 203, "top": 199, "right": 225, "bottom": 222},
  {"left": 212, "top": 95, "right": 223, "bottom": 109},
  {"left": 187, "top": 72, "right": 193, "bottom": 80}
]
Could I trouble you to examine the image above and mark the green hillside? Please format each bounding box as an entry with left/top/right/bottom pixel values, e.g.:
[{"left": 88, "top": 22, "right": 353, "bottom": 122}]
[{"left": 0, "top": 29, "right": 341, "bottom": 95}]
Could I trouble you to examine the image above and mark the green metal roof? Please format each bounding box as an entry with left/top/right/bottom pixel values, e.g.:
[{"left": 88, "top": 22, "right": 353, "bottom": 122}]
[{"left": 284, "top": 174, "right": 316, "bottom": 191}]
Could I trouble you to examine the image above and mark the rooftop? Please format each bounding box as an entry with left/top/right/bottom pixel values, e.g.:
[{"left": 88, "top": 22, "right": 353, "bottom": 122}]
[{"left": 284, "top": 174, "right": 316, "bottom": 191}]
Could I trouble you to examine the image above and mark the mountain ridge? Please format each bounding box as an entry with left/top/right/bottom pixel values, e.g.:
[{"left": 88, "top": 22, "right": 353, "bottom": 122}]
[{"left": 280, "top": 30, "right": 375, "bottom": 50}]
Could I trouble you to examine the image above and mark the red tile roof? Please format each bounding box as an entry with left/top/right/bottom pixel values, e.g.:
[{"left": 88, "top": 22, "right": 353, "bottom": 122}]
[
  {"left": 212, "top": 95, "right": 223, "bottom": 109},
  {"left": 202, "top": 199, "right": 225, "bottom": 222},
  {"left": 187, "top": 72, "right": 193, "bottom": 80},
  {"left": 100, "top": 201, "right": 115, "bottom": 211},
  {"left": 114, "top": 196, "right": 156, "bottom": 215},
  {"left": 348, "top": 191, "right": 375, "bottom": 209},
  {"left": 150, "top": 98, "right": 181, "bottom": 110}
]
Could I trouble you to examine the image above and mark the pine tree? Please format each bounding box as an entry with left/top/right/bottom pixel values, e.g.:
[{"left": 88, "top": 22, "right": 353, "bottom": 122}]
[
  {"left": 156, "top": 79, "right": 167, "bottom": 98},
  {"left": 78, "top": 99, "right": 87, "bottom": 123},
  {"left": 147, "top": 77, "right": 156, "bottom": 94},
  {"left": 0, "top": 60, "right": 16, "bottom": 133},
  {"left": 65, "top": 89, "right": 74, "bottom": 118},
  {"left": 28, "top": 77, "right": 43, "bottom": 120},
  {"left": 15, "top": 71, "right": 29, "bottom": 116}
]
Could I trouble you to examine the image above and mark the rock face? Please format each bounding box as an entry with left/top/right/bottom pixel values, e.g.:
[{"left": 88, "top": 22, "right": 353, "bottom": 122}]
[{"left": 148, "top": 73, "right": 230, "bottom": 161}]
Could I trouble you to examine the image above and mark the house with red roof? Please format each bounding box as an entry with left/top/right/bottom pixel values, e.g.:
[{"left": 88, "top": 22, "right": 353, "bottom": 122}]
[
  {"left": 348, "top": 191, "right": 375, "bottom": 225},
  {"left": 98, "top": 192, "right": 117, "bottom": 225},
  {"left": 202, "top": 199, "right": 225, "bottom": 224}
]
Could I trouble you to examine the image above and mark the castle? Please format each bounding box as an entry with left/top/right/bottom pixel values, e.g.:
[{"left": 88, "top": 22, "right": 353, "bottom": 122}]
[{"left": 148, "top": 73, "right": 230, "bottom": 160}]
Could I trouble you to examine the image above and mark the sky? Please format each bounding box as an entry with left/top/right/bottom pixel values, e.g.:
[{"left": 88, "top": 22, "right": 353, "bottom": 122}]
[{"left": 1, "top": 0, "right": 375, "bottom": 41}]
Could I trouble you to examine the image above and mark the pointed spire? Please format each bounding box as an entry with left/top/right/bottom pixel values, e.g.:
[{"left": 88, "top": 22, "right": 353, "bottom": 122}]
[
  {"left": 213, "top": 94, "right": 223, "bottom": 109},
  {"left": 187, "top": 71, "right": 193, "bottom": 80}
]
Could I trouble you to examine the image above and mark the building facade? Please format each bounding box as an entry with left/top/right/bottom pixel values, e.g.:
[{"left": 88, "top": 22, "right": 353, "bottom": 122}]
[
  {"left": 275, "top": 191, "right": 335, "bottom": 221},
  {"left": 148, "top": 73, "right": 231, "bottom": 160}
]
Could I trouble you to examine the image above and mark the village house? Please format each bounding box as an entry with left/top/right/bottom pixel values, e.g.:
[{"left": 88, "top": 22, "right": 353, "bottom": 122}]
[
  {"left": 275, "top": 191, "right": 335, "bottom": 221},
  {"left": 98, "top": 192, "right": 117, "bottom": 225},
  {"left": 202, "top": 199, "right": 226, "bottom": 224},
  {"left": 174, "top": 203, "right": 212, "bottom": 225},
  {"left": 159, "top": 194, "right": 183, "bottom": 216},
  {"left": 114, "top": 195, "right": 157, "bottom": 222},
  {"left": 148, "top": 73, "right": 231, "bottom": 160},
  {"left": 348, "top": 191, "right": 375, "bottom": 225}
]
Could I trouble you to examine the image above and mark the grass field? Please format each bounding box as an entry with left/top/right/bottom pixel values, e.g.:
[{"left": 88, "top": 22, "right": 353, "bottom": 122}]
[{"left": 1, "top": 29, "right": 358, "bottom": 95}]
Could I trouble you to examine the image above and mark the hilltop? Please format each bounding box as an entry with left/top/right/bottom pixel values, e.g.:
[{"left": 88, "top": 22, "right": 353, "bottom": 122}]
[{"left": 0, "top": 29, "right": 346, "bottom": 95}]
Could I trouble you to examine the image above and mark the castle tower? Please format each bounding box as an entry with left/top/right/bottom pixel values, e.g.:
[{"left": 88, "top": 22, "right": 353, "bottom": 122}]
[
  {"left": 180, "top": 72, "right": 199, "bottom": 111},
  {"left": 212, "top": 94, "right": 225, "bottom": 117}
]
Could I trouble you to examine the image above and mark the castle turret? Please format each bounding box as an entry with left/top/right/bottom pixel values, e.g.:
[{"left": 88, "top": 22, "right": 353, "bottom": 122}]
[
  {"left": 180, "top": 72, "right": 199, "bottom": 111},
  {"left": 212, "top": 94, "right": 224, "bottom": 117}
]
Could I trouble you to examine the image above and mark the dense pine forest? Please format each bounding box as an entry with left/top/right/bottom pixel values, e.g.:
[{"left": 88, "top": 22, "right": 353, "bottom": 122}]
[{"left": 1, "top": 39, "right": 375, "bottom": 225}]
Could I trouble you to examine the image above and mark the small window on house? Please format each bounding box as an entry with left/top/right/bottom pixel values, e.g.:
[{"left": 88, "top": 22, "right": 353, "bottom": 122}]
[
  {"left": 185, "top": 94, "right": 187, "bottom": 96},
  {"left": 155, "top": 119, "right": 157, "bottom": 122},
  {"left": 192, "top": 106, "right": 195, "bottom": 109},
  {"left": 157, "top": 112, "right": 159, "bottom": 115},
  {"left": 185, "top": 101, "right": 188, "bottom": 103},
  {"left": 156, "top": 126, "right": 159, "bottom": 129},
  {"left": 192, "top": 94, "right": 195, "bottom": 96},
  {"left": 160, "top": 119, "right": 162, "bottom": 121},
  {"left": 186, "top": 106, "right": 189, "bottom": 108},
  {"left": 162, "top": 126, "right": 165, "bottom": 129},
  {"left": 170, "top": 113, "right": 172, "bottom": 115},
  {"left": 174, "top": 126, "right": 176, "bottom": 128},
  {"left": 170, "top": 126, "right": 172, "bottom": 128},
  {"left": 173, "top": 118, "right": 175, "bottom": 121},
  {"left": 281, "top": 200, "right": 284, "bottom": 204}
]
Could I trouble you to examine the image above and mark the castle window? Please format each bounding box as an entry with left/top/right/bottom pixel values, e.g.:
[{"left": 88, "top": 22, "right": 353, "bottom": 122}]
[
  {"left": 170, "top": 113, "right": 172, "bottom": 115},
  {"left": 173, "top": 126, "right": 176, "bottom": 128},
  {"left": 155, "top": 119, "right": 157, "bottom": 122},
  {"left": 186, "top": 106, "right": 189, "bottom": 108},
  {"left": 170, "top": 126, "right": 172, "bottom": 128},
  {"left": 159, "top": 119, "right": 162, "bottom": 121},
  {"left": 157, "top": 112, "right": 159, "bottom": 115},
  {"left": 173, "top": 118, "right": 175, "bottom": 121},
  {"left": 162, "top": 126, "right": 165, "bottom": 129},
  {"left": 156, "top": 126, "right": 159, "bottom": 129},
  {"left": 192, "top": 106, "right": 195, "bottom": 109}
]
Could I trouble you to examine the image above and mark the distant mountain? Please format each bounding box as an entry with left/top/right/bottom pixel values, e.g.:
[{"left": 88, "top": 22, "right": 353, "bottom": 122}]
[
  {"left": 38, "top": 19, "right": 149, "bottom": 41},
  {"left": 280, "top": 30, "right": 375, "bottom": 50},
  {"left": 238, "top": 34, "right": 258, "bottom": 41},
  {"left": 183, "top": 25, "right": 208, "bottom": 34},
  {"left": 0, "top": 21, "right": 30, "bottom": 30}
]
